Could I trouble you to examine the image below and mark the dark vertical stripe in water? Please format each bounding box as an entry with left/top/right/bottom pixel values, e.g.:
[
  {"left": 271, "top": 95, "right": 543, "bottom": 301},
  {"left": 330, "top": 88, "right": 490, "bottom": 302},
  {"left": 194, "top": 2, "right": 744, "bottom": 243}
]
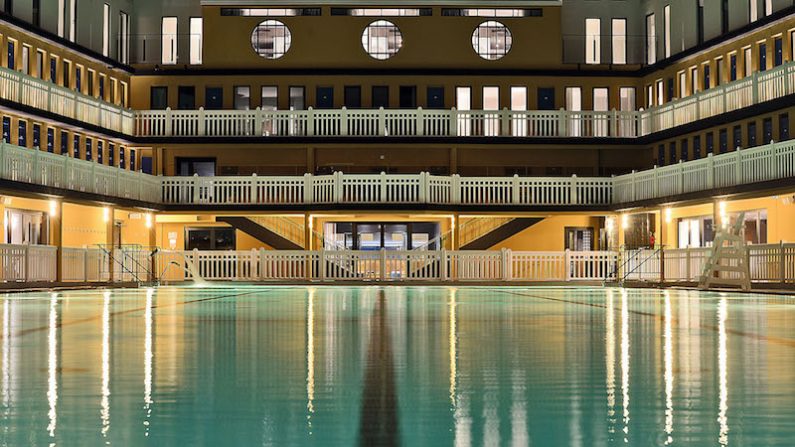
[{"left": 359, "top": 289, "right": 399, "bottom": 447}]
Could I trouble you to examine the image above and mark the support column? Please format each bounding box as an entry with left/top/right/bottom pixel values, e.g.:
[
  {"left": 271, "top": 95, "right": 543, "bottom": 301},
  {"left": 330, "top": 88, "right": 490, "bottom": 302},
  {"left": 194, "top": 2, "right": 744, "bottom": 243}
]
[
  {"left": 449, "top": 147, "right": 458, "bottom": 175},
  {"left": 658, "top": 207, "right": 665, "bottom": 283},
  {"left": 306, "top": 147, "right": 315, "bottom": 175},
  {"left": 50, "top": 200, "right": 63, "bottom": 282},
  {"left": 452, "top": 213, "right": 461, "bottom": 250},
  {"left": 105, "top": 206, "right": 115, "bottom": 281},
  {"left": 147, "top": 213, "right": 157, "bottom": 282},
  {"left": 304, "top": 213, "right": 312, "bottom": 250},
  {"left": 155, "top": 147, "right": 164, "bottom": 175}
]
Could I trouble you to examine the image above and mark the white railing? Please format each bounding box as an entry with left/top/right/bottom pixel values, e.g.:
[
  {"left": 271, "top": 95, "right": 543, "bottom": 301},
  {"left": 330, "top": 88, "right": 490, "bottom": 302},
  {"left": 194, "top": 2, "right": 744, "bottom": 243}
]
[
  {"left": 622, "top": 243, "right": 795, "bottom": 283},
  {"left": 613, "top": 139, "right": 795, "bottom": 203},
  {"left": 0, "top": 65, "right": 133, "bottom": 134},
  {"left": 161, "top": 171, "right": 613, "bottom": 206},
  {"left": 0, "top": 244, "right": 57, "bottom": 282},
  {"left": 0, "top": 140, "right": 160, "bottom": 203},
  {"left": 61, "top": 247, "right": 111, "bottom": 282},
  {"left": 133, "top": 61, "right": 795, "bottom": 139}
]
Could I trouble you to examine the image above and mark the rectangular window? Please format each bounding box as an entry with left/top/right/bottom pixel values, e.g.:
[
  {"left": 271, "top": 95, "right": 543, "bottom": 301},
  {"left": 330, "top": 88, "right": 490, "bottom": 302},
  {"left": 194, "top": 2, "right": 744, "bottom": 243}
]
[
  {"left": 744, "top": 47, "right": 753, "bottom": 77},
  {"left": 780, "top": 113, "right": 790, "bottom": 141},
  {"left": 46, "top": 128, "right": 54, "bottom": 153},
  {"left": 150, "top": 86, "right": 168, "bottom": 109},
  {"left": 119, "top": 147, "right": 125, "bottom": 168},
  {"left": 62, "top": 61, "right": 71, "bottom": 88},
  {"left": 656, "top": 80, "right": 664, "bottom": 106},
  {"left": 7, "top": 40, "right": 14, "bottom": 70},
  {"left": 190, "top": 17, "right": 203, "bottom": 65},
  {"left": 85, "top": 138, "right": 92, "bottom": 161},
  {"left": 108, "top": 143, "right": 115, "bottom": 166},
  {"left": 69, "top": 0, "right": 77, "bottom": 42},
  {"left": 669, "top": 142, "right": 677, "bottom": 163},
  {"left": 162, "top": 17, "right": 178, "bottom": 65},
  {"left": 645, "top": 13, "right": 656, "bottom": 64},
  {"left": 372, "top": 86, "right": 389, "bottom": 108},
  {"left": 289, "top": 86, "right": 305, "bottom": 109},
  {"left": 36, "top": 50, "right": 44, "bottom": 78},
  {"left": 759, "top": 43, "right": 767, "bottom": 72},
  {"left": 99, "top": 75, "right": 105, "bottom": 98},
  {"left": 719, "top": 128, "right": 728, "bottom": 153},
  {"left": 697, "top": 0, "right": 704, "bottom": 44},
  {"left": 17, "top": 121, "right": 26, "bottom": 147},
  {"left": 762, "top": 118, "right": 773, "bottom": 144},
  {"left": 774, "top": 37, "right": 783, "bottom": 67},
  {"left": 663, "top": 5, "right": 671, "bottom": 59},
  {"left": 690, "top": 66, "right": 698, "bottom": 95},
  {"left": 119, "top": 12, "right": 130, "bottom": 64},
  {"left": 343, "top": 86, "right": 361, "bottom": 109},
  {"left": 399, "top": 86, "right": 417, "bottom": 108},
  {"left": 646, "top": 84, "right": 654, "bottom": 107},
  {"left": 703, "top": 65, "right": 710, "bottom": 90},
  {"left": 765, "top": 0, "right": 772, "bottom": 15},
  {"left": 427, "top": 86, "right": 445, "bottom": 108},
  {"left": 234, "top": 86, "right": 250, "bottom": 110},
  {"left": 730, "top": 54, "right": 737, "bottom": 81},
  {"left": 715, "top": 58, "right": 722, "bottom": 86},
  {"left": 510, "top": 86, "right": 527, "bottom": 136},
  {"left": 60, "top": 131, "right": 68, "bottom": 155},
  {"left": 177, "top": 86, "right": 195, "bottom": 110},
  {"left": 565, "top": 87, "right": 582, "bottom": 137},
  {"left": 694, "top": 135, "right": 702, "bottom": 159},
  {"left": 2, "top": 117, "right": 9, "bottom": 142},
  {"left": 130, "top": 149, "right": 136, "bottom": 171},
  {"left": 733, "top": 125, "right": 742, "bottom": 150},
  {"left": 658, "top": 144, "right": 665, "bottom": 166},
  {"left": 681, "top": 139, "right": 689, "bottom": 161},
  {"left": 483, "top": 86, "right": 499, "bottom": 136},
  {"left": 585, "top": 18, "right": 600, "bottom": 64},
  {"left": 75, "top": 66, "right": 82, "bottom": 92},
  {"left": 206, "top": 87, "right": 223, "bottom": 109},
  {"left": 102, "top": 3, "right": 110, "bottom": 57},
  {"left": 58, "top": 0, "right": 65, "bottom": 37},
  {"left": 748, "top": 121, "right": 757, "bottom": 146},
  {"left": 456, "top": 86, "right": 471, "bottom": 136},
  {"left": 315, "top": 87, "right": 333, "bottom": 109},
  {"left": 721, "top": 0, "right": 729, "bottom": 34},
  {"left": 32, "top": 124, "right": 40, "bottom": 148},
  {"left": 20, "top": 45, "right": 29, "bottom": 75},
  {"left": 749, "top": 0, "right": 758, "bottom": 22},
  {"left": 97, "top": 141, "right": 103, "bottom": 164},
  {"left": 611, "top": 19, "right": 626, "bottom": 64},
  {"left": 706, "top": 132, "right": 714, "bottom": 154},
  {"left": 678, "top": 71, "right": 686, "bottom": 98},
  {"left": 87, "top": 70, "right": 95, "bottom": 96}
]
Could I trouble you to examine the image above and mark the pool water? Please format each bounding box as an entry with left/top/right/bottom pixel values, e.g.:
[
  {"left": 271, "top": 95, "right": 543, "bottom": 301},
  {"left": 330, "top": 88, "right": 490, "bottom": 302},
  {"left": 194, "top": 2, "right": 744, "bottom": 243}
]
[{"left": 0, "top": 286, "right": 794, "bottom": 446}]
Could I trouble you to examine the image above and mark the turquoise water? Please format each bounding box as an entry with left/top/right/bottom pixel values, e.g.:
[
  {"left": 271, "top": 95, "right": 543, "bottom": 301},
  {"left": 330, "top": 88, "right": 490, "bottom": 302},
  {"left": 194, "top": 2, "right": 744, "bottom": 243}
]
[{"left": 0, "top": 286, "right": 794, "bottom": 446}]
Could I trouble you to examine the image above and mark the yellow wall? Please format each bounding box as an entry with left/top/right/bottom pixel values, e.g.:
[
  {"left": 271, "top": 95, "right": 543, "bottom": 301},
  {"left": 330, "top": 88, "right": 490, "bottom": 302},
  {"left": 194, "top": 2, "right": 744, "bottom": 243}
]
[
  {"left": 491, "top": 215, "right": 603, "bottom": 252},
  {"left": 62, "top": 203, "right": 108, "bottom": 248}
]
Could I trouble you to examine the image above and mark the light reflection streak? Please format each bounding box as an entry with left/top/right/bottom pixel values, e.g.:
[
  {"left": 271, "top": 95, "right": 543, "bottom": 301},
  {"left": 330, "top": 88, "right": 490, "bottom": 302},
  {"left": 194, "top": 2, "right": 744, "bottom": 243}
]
[
  {"left": 620, "top": 289, "right": 630, "bottom": 443},
  {"left": 605, "top": 288, "right": 616, "bottom": 433},
  {"left": 2, "top": 299, "right": 12, "bottom": 412},
  {"left": 663, "top": 291, "right": 674, "bottom": 445},
  {"left": 100, "top": 291, "right": 111, "bottom": 437},
  {"left": 143, "top": 288, "right": 154, "bottom": 436},
  {"left": 47, "top": 293, "right": 58, "bottom": 439},
  {"left": 510, "top": 370, "right": 528, "bottom": 447},
  {"left": 449, "top": 288, "right": 457, "bottom": 407},
  {"left": 717, "top": 297, "right": 729, "bottom": 446},
  {"left": 306, "top": 288, "right": 315, "bottom": 433}
]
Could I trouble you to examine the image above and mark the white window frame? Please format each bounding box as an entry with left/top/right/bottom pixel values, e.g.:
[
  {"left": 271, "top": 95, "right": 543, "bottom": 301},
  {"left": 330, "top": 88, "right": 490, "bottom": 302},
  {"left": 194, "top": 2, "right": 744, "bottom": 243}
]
[
  {"left": 750, "top": 0, "right": 758, "bottom": 22},
  {"left": 646, "top": 13, "right": 656, "bottom": 64},
  {"left": 119, "top": 12, "right": 129, "bottom": 64},
  {"left": 161, "top": 17, "right": 178, "bottom": 65},
  {"left": 585, "top": 18, "right": 600, "bottom": 64},
  {"left": 58, "top": 0, "right": 65, "bottom": 38},
  {"left": 663, "top": 5, "right": 671, "bottom": 59},
  {"left": 189, "top": 17, "right": 203, "bottom": 65},
  {"left": 102, "top": 3, "right": 110, "bottom": 57},
  {"left": 611, "top": 19, "right": 626, "bottom": 65},
  {"left": 69, "top": 0, "right": 77, "bottom": 42}
]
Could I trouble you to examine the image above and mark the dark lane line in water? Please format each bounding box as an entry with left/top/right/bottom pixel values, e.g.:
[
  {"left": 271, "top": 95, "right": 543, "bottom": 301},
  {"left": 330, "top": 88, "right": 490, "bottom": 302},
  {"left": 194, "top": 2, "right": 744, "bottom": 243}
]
[
  {"left": 497, "top": 289, "right": 795, "bottom": 349},
  {"left": 358, "top": 289, "right": 400, "bottom": 447},
  {"left": 12, "top": 289, "right": 267, "bottom": 338}
]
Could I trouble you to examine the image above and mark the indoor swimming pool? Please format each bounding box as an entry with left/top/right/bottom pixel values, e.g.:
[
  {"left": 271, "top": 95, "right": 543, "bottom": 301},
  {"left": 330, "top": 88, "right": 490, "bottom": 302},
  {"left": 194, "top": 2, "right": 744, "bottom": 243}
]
[{"left": 0, "top": 286, "right": 793, "bottom": 446}]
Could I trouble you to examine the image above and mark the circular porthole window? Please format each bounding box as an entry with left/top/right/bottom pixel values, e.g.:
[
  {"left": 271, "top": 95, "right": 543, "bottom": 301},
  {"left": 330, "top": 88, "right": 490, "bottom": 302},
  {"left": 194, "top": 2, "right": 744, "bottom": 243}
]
[
  {"left": 361, "top": 20, "right": 403, "bottom": 60},
  {"left": 471, "top": 21, "right": 512, "bottom": 60},
  {"left": 251, "top": 20, "right": 292, "bottom": 59}
]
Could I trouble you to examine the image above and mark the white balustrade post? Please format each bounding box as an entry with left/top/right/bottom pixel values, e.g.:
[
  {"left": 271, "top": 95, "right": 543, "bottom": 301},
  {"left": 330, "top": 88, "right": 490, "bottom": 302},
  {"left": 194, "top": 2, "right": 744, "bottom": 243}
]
[
  {"left": 451, "top": 174, "right": 461, "bottom": 204},
  {"left": 417, "top": 107, "right": 424, "bottom": 136},
  {"left": 771, "top": 141, "right": 780, "bottom": 178},
  {"left": 255, "top": 107, "right": 263, "bottom": 136},
  {"left": 250, "top": 173, "right": 257, "bottom": 204},
  {"left": 512, "top": 174, "right": 520, "bottom": 204},
  {"left": 610, "top": 108, "right": 618, "bottom": 137},
  {"left": 751, "top": 71, "right": 759, "bottom": 104},
  {"left": 449, "top": 107, "right": 458, "bottom": 137},
  {"left": 340, "top": 106, "right": 348, "bottom": 136},
  {"left": 259, "top": 248, "right": 266, "bottom": 281},
  {"left": 440, "top": 248, "right": 448, "bottom": 281},
  {"left": 678, "top": 160, "right": 685, "bottom": 194},
  {"left": 564, "top": 249, "right": 572, "bottom": 281},
  {"left": 500, "top": 108, "right": 510, "bottom": 136},
  {"left": 334, "top": 171, "right": 343, "bottom": 203},
  {"left": 192, "top": 173, "right": 200, "bottom": 204},
  {"left": 380, "top": 248, "right": 387, "bottom": 281},
  {"left": 570, "top": 174, "right": 578, "bottom": 205},
  {"left": 707, "top": 153, "right": 715, "bottom": 189},
  {"left": 198, "top": 107, "right": 206, "bottom": 136},
  {"left": 379, "top": 171, "right": 387, "bottom": 202},
  {"left": 0, "top": 139, "right": 5, "bottom": 179},
  {"left": 165, "top": 107, "right": 173, "bottom": 136},
  {"left": 319, "top": 249, "right": 326, "bottom": 281},
  {"left": 780, "top": 241, "right": 786, "bottom": 284},
  {"left": 31, "top": 149, "right": 40, "bottom": 184},
  {"left": 47, "top": 83, "right": 53, "bottom": 112},
  {"left": 307, "top": 106, "right": 315, "bottom": 136},
  {"left": 653, "top": 165, "right": 659, "bottom": 197},
  {"left": 502, "top": 248, "right": 512, "bottom": 281},
  {"left": 734, "top": 148, "right": 742, "bottom": 184},
  {"left": 418, "top": 172, "right": 427, "bottom": 203},
  {"left": 304, "top": 173, "right": 313, "bottom": 204},
  {"left": 378, "top": 107, "right": 386, "bottom": 136},
  {"left": 558, "top": 108, "right": 567, "bottom": 137},
  {"left": 685, "top": 247, "right": 691, "bottom": 282}
]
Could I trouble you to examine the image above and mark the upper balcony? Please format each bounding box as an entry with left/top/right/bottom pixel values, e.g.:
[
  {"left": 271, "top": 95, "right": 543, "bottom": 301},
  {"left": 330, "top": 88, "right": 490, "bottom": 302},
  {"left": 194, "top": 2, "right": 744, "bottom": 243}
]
[{"left": 133, "top": 61, "right": 795, "bottom": 140}]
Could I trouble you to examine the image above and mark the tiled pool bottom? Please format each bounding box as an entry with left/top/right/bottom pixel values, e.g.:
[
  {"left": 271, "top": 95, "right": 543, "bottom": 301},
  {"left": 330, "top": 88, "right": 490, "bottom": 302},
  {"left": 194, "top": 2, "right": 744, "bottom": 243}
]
[{"left": 1, "top": 286, "right": 794, "bottom": 446}]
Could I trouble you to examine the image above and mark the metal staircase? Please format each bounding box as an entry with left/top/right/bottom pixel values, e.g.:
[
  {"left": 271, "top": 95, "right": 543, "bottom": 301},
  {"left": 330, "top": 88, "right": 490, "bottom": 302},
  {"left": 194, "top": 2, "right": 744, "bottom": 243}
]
[
  {"left": 96, "top": 244, "right": 158, "bottom": 286},
  {"left": 606, "top": 246, "right": 664, "bottom": 286}
]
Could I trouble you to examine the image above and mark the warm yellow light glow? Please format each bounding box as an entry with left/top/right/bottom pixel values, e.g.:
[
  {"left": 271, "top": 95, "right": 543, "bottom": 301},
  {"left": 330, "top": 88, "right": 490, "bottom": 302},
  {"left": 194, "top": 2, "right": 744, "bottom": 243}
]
[
  {"left": 664, "top": 208, "right": 672, "bottom": 224},
  {"left": 605, "top": 216, "right": 615, "bottom": 233},
  {"left": 621, "top": 214, "right": 630, "bottom": 230},
  {"left": 145, "top": 214, "right": 153, "bottom": 228},
  {"left": 48, "top": 200, "right": 58, "bottom": 217},
  {"left": 103, "top": 207, "right": 111, "bottom": 223},
  {"left": 718, "top": 201, "right": 728, "bottom": 228}
]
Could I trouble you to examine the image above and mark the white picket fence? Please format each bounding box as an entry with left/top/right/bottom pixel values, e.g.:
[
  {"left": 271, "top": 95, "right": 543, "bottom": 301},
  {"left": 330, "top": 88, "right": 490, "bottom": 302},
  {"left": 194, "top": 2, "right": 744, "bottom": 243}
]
[
  {"left": 622, "top": 243, "right": 795, "bottom": 283},
  {"left": 0, "top": 244, "right": 57, "bottom": 282},
  {"left": 61, "top": 247, "right": 111, "bottom": 282},
  {"left": 155, "top": 248, "right": 619, "bottom": 283},
  {"left": 133, "top": 61, "right": 795, "bottom": 139},
  {"left": 0, "top": 65, "right": 133, "bottom": 134}
]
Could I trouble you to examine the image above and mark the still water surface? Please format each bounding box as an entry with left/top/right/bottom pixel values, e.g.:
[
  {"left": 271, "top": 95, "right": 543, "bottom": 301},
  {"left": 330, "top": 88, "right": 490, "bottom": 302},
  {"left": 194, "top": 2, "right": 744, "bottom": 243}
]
[{"left": 0, "top": 286, "right": 793, "bottom": 446}]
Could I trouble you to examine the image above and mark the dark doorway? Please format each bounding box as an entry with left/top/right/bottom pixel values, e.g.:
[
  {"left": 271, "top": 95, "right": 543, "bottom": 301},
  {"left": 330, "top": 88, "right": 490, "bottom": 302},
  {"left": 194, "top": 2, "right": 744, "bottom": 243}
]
[
  {"left": 372, "top": 86, "right": 389, "bottom": 108},
  {"left": 316, "top": 87, "right": 334, "bottom": 109},
  {"left": 177, "top": 157, "right": 216, "bottom": 176},
  {"left": 205, "top": 87, "right": 223, "bottom": 108},
  {"left": 399, "top": 86, "right": 417, "bottom": 108},
  {"left": 426, "top": 87, "right": 444, "bottom": 108},
  {"left": 537, "top": 87, "right": 555, "bottom": 110},
  {"left": 344, "top": 86, "right": 362, "bottom": 109},
  {"left": 177, "top": 86, "right": 196, "bottom": 110}
]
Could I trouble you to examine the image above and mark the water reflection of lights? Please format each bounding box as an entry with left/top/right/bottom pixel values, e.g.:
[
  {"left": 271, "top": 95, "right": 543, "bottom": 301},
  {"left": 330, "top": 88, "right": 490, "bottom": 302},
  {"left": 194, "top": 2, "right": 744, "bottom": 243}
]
[
  {"left": 448, "top": 288, "right": 457, "bottom": 407},
  {"left": 620, "top": 289, "right": 630, "bottom": 443},
  {"left": 717, "top": 297, "right": 729, "bottom": 447},
  {"left": 101, "top": 291, "right": 111, "bottom": 437},
  {"left": 664, "top": 291, "right": 674, "bottom": 445},
  {"left": 306, "top": 288, "right": 315, "bottom": 433},
  {"left": 47, "top": 293, "right": 58, "bottom": 438},
  {"left": 605, "top": 289, "right": 616, "bottom": 433},
  {"left": 2, "top": 299, "right": 13, "bottom": 413},
  {"left": 143, "top": 288, "right": 154, "bottom": 436}
]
